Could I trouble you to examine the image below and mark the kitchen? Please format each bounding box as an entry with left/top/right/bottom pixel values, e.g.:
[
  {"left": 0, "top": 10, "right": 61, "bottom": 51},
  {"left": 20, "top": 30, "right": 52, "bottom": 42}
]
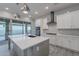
[{"left": 0, "top": 3, "right": 79, "bottom": 56}]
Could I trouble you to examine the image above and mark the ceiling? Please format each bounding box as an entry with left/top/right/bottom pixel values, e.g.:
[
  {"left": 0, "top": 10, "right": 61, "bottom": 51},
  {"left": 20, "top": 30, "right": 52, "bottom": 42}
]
[{"left": 0, "top": 3, "right": 77, "bottom": 19}]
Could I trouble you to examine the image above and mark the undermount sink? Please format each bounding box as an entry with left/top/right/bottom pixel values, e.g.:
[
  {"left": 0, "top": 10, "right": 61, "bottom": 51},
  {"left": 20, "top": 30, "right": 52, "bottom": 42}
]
[{"left": 28, "top": 35, "right": 36, "bottom": 38}]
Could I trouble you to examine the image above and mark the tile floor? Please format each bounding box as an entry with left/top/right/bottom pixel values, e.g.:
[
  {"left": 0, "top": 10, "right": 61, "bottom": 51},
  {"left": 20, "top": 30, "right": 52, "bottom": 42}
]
[
  {"left": 49, "top": 44, "right": 79, "bottom": 56},
  {"left": 0, "top": 43, "right": 79, "bottom": 56},
  {"left": 0, "top": 44, "right": 10, "bottom": 56}
]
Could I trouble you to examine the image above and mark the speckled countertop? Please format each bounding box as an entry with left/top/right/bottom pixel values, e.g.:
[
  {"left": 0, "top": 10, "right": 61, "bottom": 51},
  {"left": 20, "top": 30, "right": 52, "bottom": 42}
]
[{"left": 9, "top": 35, "right": 49, "bottom": 50}]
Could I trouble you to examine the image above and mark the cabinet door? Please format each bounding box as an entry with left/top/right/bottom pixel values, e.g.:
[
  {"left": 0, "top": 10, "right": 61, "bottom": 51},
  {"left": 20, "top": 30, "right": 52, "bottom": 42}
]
[
  {"left": 35, "top": 19, "right": 41, "bottom": 27},
  {"left": 42, "top": 17, "right": 48, "bottom": 29},
  {"left": 63, "top": 13, "right": 71, "bottom": 28},
  {"left": 32, "top": 40, "right": 49, "bottom": 56},
  {"left": 57, "top": 12, "right": 71, "bottom": 29},
  {"left": 71, "top": 10, "right": 79, "bottom": 28},
  {"left": 57, "top": 14, "right": 63, "bottom": 28}
]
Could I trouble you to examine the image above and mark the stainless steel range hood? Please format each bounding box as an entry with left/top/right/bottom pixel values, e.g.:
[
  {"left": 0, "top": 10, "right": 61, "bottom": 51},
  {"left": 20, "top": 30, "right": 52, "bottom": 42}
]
[{"left": 47, "top": 11, "right": 56, "bottom": 25}]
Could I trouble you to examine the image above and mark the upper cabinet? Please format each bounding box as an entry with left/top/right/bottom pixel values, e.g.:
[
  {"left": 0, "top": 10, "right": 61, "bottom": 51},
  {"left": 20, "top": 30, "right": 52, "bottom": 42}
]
[
  {"left": 35, "top": 19, "right": 41, "bottom": 27},
  {"left": 57, "top": 12, "right": 71, "bottom": 29},
  {"left": 57, "top": 14, "right": 63, "bottom": 28},
  {"left": 57, "top": 10, "right": 79, "bottom": 29},
  {"left": 71, "top": 10, "right": 79, "bottom": 28},
  {"left": 42, "top": 17, "right": 48, "bottom": 29},
  {"left": 35, "top": 17, "right": 48, "bottom": 29}
]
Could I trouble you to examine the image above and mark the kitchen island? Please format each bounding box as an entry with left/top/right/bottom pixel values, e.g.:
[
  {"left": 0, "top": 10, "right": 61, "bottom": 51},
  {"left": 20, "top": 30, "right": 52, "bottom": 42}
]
[{"left": 9, "top": 35, "right": 49, "bottom": 56}]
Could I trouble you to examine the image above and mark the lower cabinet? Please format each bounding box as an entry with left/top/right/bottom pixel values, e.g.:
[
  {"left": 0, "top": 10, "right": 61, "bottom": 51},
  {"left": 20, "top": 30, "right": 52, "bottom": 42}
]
[
  {"left": 12, "top": 40, "right": 49, "bottom": 56},
  {"left": 56, "top": 35, "right": 79, "bottom": 52},
  {"left": 46, "top": 34, "right": 57, "bottom": 45},
  {"left": 32, "top": 40, "right": 49, "bottom": 56}
]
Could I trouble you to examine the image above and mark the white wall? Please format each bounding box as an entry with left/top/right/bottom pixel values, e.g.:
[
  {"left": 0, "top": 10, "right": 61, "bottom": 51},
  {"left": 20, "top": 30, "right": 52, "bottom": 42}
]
[
  {"left": 47, "top": 24, "right": 57, "bottom": 33},
  {"left": 20, "top": 17, "right": 31, "bottom": 22}
]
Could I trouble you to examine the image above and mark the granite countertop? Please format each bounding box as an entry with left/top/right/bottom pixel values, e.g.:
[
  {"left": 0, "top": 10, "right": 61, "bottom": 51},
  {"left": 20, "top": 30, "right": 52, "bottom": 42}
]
[{"left": 9, "top": 36, "right": 49, "bottom": 50}]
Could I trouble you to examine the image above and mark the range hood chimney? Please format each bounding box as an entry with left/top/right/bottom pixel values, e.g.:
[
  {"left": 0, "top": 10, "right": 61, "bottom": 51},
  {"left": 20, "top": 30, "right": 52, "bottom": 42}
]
[{"left": 47, "top": 11, "right": 56, "bottom": 25}]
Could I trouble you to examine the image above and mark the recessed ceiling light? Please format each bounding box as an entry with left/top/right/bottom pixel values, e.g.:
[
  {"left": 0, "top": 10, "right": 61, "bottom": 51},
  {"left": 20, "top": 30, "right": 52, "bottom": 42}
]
[
  {"left": 45, "top": 6, "right": 49, "bottom": 10},
  {"left": 5, "top": 7, "right": 9, "bottom": 10},
  {"left": 22, "top": 11, "right": 28, "bottom": 14},
  {"left": 35, "top": 11, "right": 38, "bottom": 14}
]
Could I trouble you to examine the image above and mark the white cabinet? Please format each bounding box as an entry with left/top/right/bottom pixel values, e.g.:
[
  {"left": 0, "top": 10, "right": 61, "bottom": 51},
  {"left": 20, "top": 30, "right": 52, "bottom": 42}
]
[
  {"left": 57, "top": 35, "right": 79, "bottom": 51},
  {"left": 35, "top": 19, "right": 41, "bottom": 27},
  {"left": 57, "top": 12, "right": 71, "bottom": 29},
  {"left": 42, "top": 17, "right": 48, "bottom": 29},
  {"left": 57, "top": 10, "right": 79, "bottom": 29},
  {"left": 63, "top": 12, "right": 71, "bottom": 28},
  {"left": 35, "top": 17, "right": 48, "bottom": 29},
  {"left": 57, "top": 14, "right": 63, "bottom": 28},
  {"left": 71, "top": 10, "right": 79, "bottom": 28},
  {"left": 46, "top": 34, "right": 56, "bottom": 44},
  {"left": 40, "top": 17, "right": 48, "bottom": 29}
]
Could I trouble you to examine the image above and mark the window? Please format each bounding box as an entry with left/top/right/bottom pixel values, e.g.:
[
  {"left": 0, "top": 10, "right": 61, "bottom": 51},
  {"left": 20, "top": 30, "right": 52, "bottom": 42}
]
[
  {"left": 0, "top": 21, "right": 6, "bottom": 41},
  {"left": 27, "top": 24, "right": 31, "bottom": 35},
  {"left": 12, "top": 23, "right": 24, "bottom": 35},
  {"left": 12, "top": 23, "right": 31, "bottom": 35}
]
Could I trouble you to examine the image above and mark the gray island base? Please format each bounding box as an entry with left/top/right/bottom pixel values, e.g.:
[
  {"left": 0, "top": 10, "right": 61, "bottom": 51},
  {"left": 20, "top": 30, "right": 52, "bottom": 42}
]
[{"left": 9, "top": 36, "right": 49, "bottom": 56}]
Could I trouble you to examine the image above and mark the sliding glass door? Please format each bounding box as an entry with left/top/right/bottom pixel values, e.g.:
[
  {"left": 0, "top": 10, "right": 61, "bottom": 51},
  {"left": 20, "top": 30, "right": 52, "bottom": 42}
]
[
  {"left": 12, "top": 23, "right": 24, "bottom": 35},
  {"left": 0, "top": 21, "right": 6, "bottom": 41},
  {"left": 12, "top": 21, "right": 31, "bottom": 35},
  {"left": 0, "top": 18, "right": 32, "bottom": 41},
  {"left": 27, "top": 24, "right": 31, "bottom": 35}
]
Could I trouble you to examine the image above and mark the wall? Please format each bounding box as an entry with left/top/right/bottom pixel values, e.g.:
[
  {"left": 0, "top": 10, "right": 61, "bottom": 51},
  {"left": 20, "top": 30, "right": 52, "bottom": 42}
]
[
  {"left": 47, "top": 24, "right": 57, "bottom": 33},
  {"left": 15, "top": 17, "right": 31, "bottom": 22}
]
